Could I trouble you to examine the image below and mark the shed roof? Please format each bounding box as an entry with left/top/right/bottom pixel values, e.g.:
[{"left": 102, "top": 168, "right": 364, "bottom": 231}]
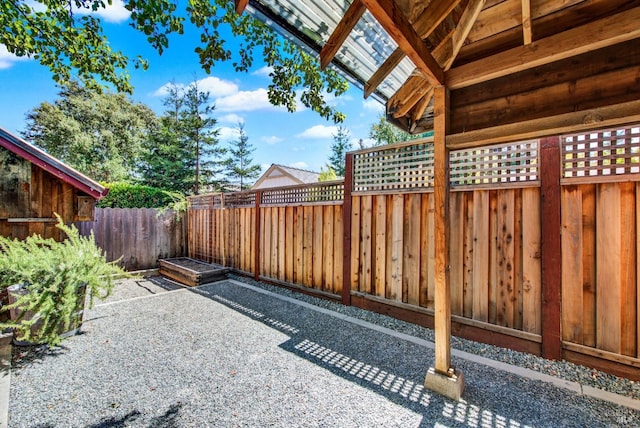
[
  {"left": 0, "top": 127, "right": 108, "bottom": 199},
  {"left": 245, "top": 0, "right": 640, "bottom": 146}
]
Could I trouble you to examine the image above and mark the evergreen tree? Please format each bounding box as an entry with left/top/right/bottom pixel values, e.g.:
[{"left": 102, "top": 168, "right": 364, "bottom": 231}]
[
  {"left": 138, "top": 84, "right": 193, "bottom": 193},
  {"left": 180, "top": 82, "right": 225, "bottom": 194},
  {"left": 328, "top": 126, "right": 352, "bottom": 177},
  {"left": 224, "top": 123, "right": 261, "bottom": 191}
]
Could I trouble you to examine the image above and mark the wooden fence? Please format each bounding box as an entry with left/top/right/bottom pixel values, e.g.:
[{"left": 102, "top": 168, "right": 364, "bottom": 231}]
[
  {"left": 77, "top": 208, "right": 188, "bottom": 271},
  {"left": 188, "top": 124, "right": 640, "bottom": 380}
]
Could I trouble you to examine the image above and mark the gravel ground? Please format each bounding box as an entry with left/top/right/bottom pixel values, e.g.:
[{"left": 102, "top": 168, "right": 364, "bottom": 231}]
[{"left": 8, "top": 276, "right": 640, "bottom": 427}]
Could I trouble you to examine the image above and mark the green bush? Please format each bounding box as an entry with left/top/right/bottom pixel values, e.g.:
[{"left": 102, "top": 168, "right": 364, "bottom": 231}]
[
  {"left": 98, "top": 182, "right": 184, "bottom": 209},
  {"left": 0, "top": 217, "right": 127, "bottom": 345}
]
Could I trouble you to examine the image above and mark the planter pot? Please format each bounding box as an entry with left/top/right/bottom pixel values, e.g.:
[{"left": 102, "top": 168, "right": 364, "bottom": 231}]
[{"left": 7, "top": 283, "right": 87, "bottom": 346}]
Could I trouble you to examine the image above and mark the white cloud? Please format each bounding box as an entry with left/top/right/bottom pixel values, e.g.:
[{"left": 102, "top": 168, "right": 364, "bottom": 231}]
[
  {"left": 362, "top": 97, "right": 384, "bottom": 114},
  {"left": 72, "top": 0, "right": 130, "bottom": 23},
  {"left": 218, "top": 126, "right": 241, "bottom": 142},
  {"left": 218, "top": 114, "right": 245, "bottom": 125},
  {"left": 296, "top": 124, "right": 338, "bottom": 139},
  {"left": 289, "top": 161, "right": 309, "bottom": 170},
  {"left": 260, "top": 136, "right": 283, "bottom": 145},
  {"left": 195, "top": 76, "right": 239, "bottom": 98},
  {"left": 152, "top": 82, "right": 185, "bottom": 97},
  {"left": 0, "top": 45, "right": 29, "bottom": 69},
  {"left": 215, "top": 88, "right": 281, "bottom": 112},
  {"left": 252, "top": 66, "right": 273, "bottom": 77}
]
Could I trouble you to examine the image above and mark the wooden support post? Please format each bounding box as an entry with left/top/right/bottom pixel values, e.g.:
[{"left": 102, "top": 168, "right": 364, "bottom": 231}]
[
  {"left": 424, "top": 85, "right": 464, "bottom": 400},
  {"left": 540, "top": 136, "right": 562, "bottom": 360},
  {"left": 254, "top": 191, "right": 262, "bottom": 281},
  {"left": 342, "top": 153, "right": 354, "bottom": 306},
  {"left": 433, "top": 85, "right": 451, "bottom": 374}
]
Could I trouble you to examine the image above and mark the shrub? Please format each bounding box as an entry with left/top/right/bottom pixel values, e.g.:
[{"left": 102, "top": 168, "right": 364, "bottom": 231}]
[
  {"left": 0, "top": 216, "right": 127, "bottom": 345},
  {"left": 98, "top": 182, "right": 184, "bottom": 209}
]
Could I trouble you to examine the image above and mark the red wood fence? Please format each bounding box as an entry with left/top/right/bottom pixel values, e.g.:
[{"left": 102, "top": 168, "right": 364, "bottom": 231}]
[{"left": 188, "top": 125, "right": 640, "bottom": 380}]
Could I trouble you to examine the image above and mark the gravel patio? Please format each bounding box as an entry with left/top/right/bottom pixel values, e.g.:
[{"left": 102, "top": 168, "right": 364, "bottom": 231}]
[{"left": 7, "top": 276, "right": 640, "bottom": 427}]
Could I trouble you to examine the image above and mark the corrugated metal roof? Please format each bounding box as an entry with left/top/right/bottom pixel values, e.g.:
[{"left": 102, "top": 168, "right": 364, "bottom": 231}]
[
  {"left": 249, "top": 0, "right": 413, "bottom": 101},
  {"left": 0, "top": 127, "right": 108, "bottom": 199}
]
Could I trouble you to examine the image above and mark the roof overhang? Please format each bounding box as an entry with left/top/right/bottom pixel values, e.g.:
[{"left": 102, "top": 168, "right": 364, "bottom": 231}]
[{"left": 244, "top": 0, "right": 640, "bottom": 144}]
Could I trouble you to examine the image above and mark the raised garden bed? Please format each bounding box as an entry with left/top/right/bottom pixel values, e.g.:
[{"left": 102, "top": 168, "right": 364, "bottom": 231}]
[{"left": 158, "top": 257, "right": 229, "bottom": 287}]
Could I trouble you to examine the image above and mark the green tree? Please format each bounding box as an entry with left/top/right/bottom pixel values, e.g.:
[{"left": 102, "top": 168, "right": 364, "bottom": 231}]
[
  {"left": 328, "top": 126, "right": 352, "bottom": 177},
  {"left": 2, "top": 1, "right": 348, "bottom": 122},
  {"left": 22, "top": 81, "right": 157, "bottom": 182},
  {"left": 224, "top": 123, "right": 261, "bottom": 191},
  {"left": 318, "top": 166, "right": 338, "bottom": 181},
  {"left": 138, "top": 83, "right": 193, "bottom": 193},
  {"left": 181, "top": 81, "right": 225, "bottom": 194},
  {"left": 369, "top": 114, "right": 417, "bottom": 146}
]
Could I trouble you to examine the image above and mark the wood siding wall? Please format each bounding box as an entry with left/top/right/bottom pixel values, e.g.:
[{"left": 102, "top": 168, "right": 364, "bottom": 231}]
[
  {"left": 77, "top": 208, "right": 188, "bottom": 271},
  {"left": 1, "top": 162, "right": 82, "bottom": 242}
]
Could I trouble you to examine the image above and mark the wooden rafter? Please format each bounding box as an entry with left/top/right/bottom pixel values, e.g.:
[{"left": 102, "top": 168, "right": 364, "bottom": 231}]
[
  {"left": 364, "top": 48, "right": 405, "bottom": 99},
  {"left": 447, "top": 6, "right": 640, "bottom": 89},
  {"left": 360, "top": 0, "right": 444, "bottom": 85},
  {"left": 363, "top": 0, "right": 461, "bottom": 98},
  {"left": 522, "top": 0, "right": 533, "bottom": 44},
  {"left": 320, "top": 0, "right": 366, "bottom": 70},
  {"left": 234, "top": 0, "right": 249, "bottom": 15},
  {"left": 387, "top": 0, "right": 485, "bottom": 122}
]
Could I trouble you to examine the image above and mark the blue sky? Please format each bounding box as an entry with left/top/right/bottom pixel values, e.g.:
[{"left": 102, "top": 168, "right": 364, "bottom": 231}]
[{"left": 0, "top": 1, "right": 385, "bottom": 173}]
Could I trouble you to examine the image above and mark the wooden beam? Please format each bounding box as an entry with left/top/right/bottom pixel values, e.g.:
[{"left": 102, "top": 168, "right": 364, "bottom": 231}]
[
  {"left": 446, "top": 100, "right": 640, "bottom": 149},
  {"left": 364, "top": 0, "right": 460, "bottom": 98},
  {"left": 364, "top": 49, "right": 406, "bottom": 98},
  {"left": 361, "top": 0, "right": 444, "bottom": 85},
  {"left": 521, "top": 0, "right": 532, "bottom": 45},
  {"left": 446, "top": 7, "right": 640, "bottom": 89},
  {"left": 234, "top": 0, "right": 249, "bottom": 15},
  {"left": 320, "top": 0, "right": 366, "bottom": 70},
  {"left": 433, "top": 85, "right": 451, "bottom": 374},
  {"left": 342, "top": 153, "right": 354, "bottom": 306}
]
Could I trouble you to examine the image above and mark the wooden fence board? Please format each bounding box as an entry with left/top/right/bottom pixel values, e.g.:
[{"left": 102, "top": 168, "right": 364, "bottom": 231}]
[
  {"left": 473, "top": 190, "right": 491, "bottom": 322},
  {"left": 313, "top": 206, "right": 324, "bottom": 290},
  {"left": 404, "top": 194, "right": 421, "bottom": 306},
  {"left": 620, "top": 182, "right": 637, "bottom": 357},
  {"left": 374, "top": 195, "right": 386, "bottom": 297},
  {"left": 450, "top": 192, "right": 465, "bottom": 315},
  {"left": 278, "top": 206, "right": 286, "bottom": 281},
  {"left": 561, "top": 186, "right": 584, "bottom": 343},
  {"left": 596, "top": 183, "right": 621, "bottom": 353},
  {"left": 360, "top": 195, "right": 373, "bottom": 294},
  {"left": 488, "top": 191, "right": 499, "bottom": 324},
  {"left": 522, "top": 188, "right": 541, "bottom": 334},
  {"left": 351, "top": 197, "right": 361, "bottom": 291},
  {"left": 389, "top": 194, "right": 403, "bottom": 302},
  {"left": 463, "top": 192, "right": 474, "bottom": 318},
  {"left": 285, "top": 206, "right": 294, "bottom": 282},
  {"left": 333, "top": 205, "right": 343, "bottom": 295},
  {"left": 303, "top": 206, "right": 313, "bottom": 288},
  {"left": 295, "top": 207, "right": 304, "bottom": 284},
  {"left": 638, "top": 182, "right": 640, "bottom": 358},
  {"left": 323, "top": 205, "right": 334, "bottom": 292}
]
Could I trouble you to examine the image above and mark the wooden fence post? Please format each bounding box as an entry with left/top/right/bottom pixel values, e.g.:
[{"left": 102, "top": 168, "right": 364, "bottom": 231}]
[
  {"left": 342, "top": 153, "right": 354, "bottom": 306},
  {"left": 540, "top": 136, "right": 562, "bottom": 360},
  {"left": 254, "top": 191, "right": 262, "bottom": 281}
]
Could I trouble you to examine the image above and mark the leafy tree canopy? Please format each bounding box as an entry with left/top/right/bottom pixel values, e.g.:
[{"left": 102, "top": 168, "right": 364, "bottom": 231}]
[
  {"left": 2, "top": 0, "right": 349, "bottom": 122},
  {"left": 22, "top": 81, "right": 158, "bottom": 182},
  {"left": 318, "top": 166, "right": 337, "bottom": 182}
]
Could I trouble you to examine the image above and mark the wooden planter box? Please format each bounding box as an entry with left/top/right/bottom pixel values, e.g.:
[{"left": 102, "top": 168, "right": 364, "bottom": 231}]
[{"left": 158, "top": 258, "right": 229, "bottom": 287}]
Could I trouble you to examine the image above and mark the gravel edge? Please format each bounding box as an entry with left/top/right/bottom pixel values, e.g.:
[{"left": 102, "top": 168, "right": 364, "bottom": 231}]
[{"left": 226, "top": 273, "right": 640, "bottom": 401}]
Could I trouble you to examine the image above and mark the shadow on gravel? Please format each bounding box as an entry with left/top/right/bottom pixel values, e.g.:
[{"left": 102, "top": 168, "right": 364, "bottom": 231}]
[
  {"left": 34, "top": 403, "right": 183, "bottom": 428},
  {"left": 192, "top": 281, "right": 637, "bottom": 428}
]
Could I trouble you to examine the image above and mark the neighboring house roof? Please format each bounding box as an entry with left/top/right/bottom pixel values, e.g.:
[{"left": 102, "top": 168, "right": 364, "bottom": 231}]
[
  {"left": 0, "top": 127, "right": 108, "bottom": 199},
  {"left": 252, "top": 164, "right": 321, "bottom": 189}
]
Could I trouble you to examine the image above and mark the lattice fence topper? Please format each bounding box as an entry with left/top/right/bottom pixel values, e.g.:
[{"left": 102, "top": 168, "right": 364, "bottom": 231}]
[
  {"left": 223, "top": 191, "right": 256, "bottom": 208},
  {"left": 353, "top": 140, "right": 435, "bottom": 192},
  {"left": 188, "top": 193, "right": 225, "bottom": 209},
  {"left": 260, "top": 180, "right": 344, "bottom": 205},
  {"left": 562, "top": 125, "right": 640, "bottom": 179},
  {"left": 450, "top": 140, "right": 539, "bottom": 186},
  {"left": 352, "top": 139, "right": 539, "bottom": 193}
]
